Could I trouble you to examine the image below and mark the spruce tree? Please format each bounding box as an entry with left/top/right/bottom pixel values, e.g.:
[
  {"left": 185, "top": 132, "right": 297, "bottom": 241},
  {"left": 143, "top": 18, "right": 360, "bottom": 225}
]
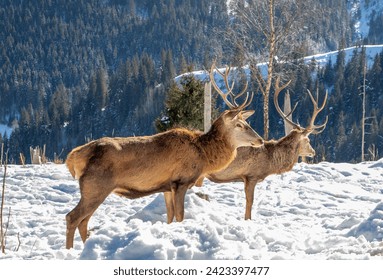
[{"left": 155, "top": 74, "right": 217, "bottom": 132}]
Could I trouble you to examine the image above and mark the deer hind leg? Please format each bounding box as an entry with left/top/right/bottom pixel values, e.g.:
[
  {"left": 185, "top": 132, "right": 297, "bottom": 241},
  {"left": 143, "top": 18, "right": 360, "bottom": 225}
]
[
  {"left": 244, "top": 178, "right": 257, "bottom": 220},
  {"left": 66, "top": 198, "right": 88, "bottom": 249},
  {"left": 78, "top": 209, "right": 96, "bottom": 242},
  {"left": 66, "top": 177, "right": 111, "bottom": 249}
]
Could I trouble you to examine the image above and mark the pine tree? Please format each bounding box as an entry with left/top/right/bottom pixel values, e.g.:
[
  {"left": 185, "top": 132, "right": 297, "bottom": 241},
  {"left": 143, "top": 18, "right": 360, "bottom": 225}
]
[{"left": 155, "top": 74, "right": 217, "bottom": 132}]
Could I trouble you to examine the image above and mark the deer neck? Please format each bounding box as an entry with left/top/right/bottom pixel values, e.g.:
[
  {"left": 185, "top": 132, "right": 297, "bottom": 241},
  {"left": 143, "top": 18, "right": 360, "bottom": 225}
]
[
  {"left": 271, "top": 132, "right": 301, "bottom": 173},
  {"left": 197, "top": 123, "right": 236, "bottom": 173}
]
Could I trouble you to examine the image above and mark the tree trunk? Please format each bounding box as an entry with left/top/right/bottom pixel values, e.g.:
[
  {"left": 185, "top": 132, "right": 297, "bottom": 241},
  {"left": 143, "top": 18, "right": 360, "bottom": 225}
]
[{"left": 263, "top": 0, "right": 276, "bottom": 140}]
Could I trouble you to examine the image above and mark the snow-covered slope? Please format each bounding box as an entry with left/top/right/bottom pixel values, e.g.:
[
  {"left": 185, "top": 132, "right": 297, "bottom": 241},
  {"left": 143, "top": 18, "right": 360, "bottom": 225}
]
[
  {"left": 0, "top": 160, "right": 382, "bottom": 260},
  {"left": 0, "top": 123, "right": 12, "bottom": 138},
  {"left": 353, "top": 0, "right": 383, "bottom": 39},
  {"left": 175, "top": 45, "right": 383, "bottom": 87}
]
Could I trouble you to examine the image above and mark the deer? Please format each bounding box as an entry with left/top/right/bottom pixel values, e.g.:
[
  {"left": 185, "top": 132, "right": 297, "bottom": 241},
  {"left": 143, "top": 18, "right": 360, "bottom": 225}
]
[
  {"left": 64, "top": 62, "right": 264, "bottom": 249},
  {"left": 190, "top": 77, "right": 328, "bottom": 220}
]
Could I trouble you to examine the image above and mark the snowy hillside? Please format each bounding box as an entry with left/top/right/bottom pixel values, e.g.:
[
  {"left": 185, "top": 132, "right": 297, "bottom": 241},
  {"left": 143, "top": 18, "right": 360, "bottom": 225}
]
[
  {"left": 0, "top": 123, "right": 12, "bottom": 138},
  {"left": 175, "top": 45, "right": 383, "bottom": 85},
  {"left": 353, "top": 0, "right": 383, "bottom": 39},
  {"left": 0, "top": 160, "right": 382, "bottom": 260}
]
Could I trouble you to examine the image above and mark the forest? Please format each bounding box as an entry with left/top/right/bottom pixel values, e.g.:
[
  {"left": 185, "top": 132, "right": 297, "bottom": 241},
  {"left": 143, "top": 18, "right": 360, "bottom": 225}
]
[{"left": 0, "top": 0, "right": 382, "bottom": 163}]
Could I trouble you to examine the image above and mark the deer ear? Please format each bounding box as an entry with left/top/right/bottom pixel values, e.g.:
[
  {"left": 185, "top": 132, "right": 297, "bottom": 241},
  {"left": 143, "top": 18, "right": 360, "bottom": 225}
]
[
  {"left": 238, "top": 110, "right": 255, "bottom": 120},
  {"left": 223, "top": 109, "right": 255, "bottom": 121},
  {"left": 223, "top": 109, "right": 240, "bottom": 120}
]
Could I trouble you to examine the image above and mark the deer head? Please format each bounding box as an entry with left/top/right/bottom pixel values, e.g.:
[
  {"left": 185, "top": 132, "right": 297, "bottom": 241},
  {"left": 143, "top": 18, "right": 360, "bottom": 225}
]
[
  {"left": 209, "top": 62, "right": 263, "bottom": 148},
  {"left": 274, "top": 77, "right": 328, "bottom": 158}
]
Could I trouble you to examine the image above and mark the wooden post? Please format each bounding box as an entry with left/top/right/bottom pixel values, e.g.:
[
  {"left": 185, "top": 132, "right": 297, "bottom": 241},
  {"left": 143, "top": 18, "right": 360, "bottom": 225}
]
[
  {"left": 0, "top": 143, "right": 3, "bottom": 167},
  {"left": 204, "top": 81, "right": 212, "bottom": 133},
  {"left": 19, "top": 153, "right": 26, "bottom": 167},
  {"left": 42, "top": 144, "right": 46, "bottom": 164},
  {"left": 30, "top": 147, "right": 42, "bottom": 165}
]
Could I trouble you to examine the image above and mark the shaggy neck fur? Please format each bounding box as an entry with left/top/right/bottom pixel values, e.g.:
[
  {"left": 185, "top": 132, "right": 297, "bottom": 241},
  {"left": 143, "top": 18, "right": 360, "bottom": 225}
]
[
  {"left": 197, "top": 118, "right": 236, "bottom": 173},
  {"left": 268, "top": 130, "right": 302, "bottom": 174}
]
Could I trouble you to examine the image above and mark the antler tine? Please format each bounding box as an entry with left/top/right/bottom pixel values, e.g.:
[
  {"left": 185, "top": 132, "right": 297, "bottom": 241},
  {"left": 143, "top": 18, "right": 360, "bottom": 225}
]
[
  {"left": 226, "top": 65, "right": 251, "bottom": 109},
  {"left": 306, "top": 89, "right": 328, "bottom": 132},
  {"left": 216, "top": 65, "right": 235, "bottom": 94},
  {"left": 220, "top": 65, "right": 241, "bottom": 107},
  {"left": 217, "top": 64, "right": 250, "bottom": 108},
  {"left": 310, "top": 116, "right": 328, "bottom": 134},
  {"left": 209, "top": 62, "right": 236, "bottom": 109},
  {"left": 273, "top": 77, "right": 300, "bottom": 129},
  {"left": 236, "top": 90, "right": 253, "bottom": 111},
  {"left": 232, "top": 79, "right": 249, "bottom": 107},
  {"left": 209, "top": 62, "right": 252, "bottom": 110}
]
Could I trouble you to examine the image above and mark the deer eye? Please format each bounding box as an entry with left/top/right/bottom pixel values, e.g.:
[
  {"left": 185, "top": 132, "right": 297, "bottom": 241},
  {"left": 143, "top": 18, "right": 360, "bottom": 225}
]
[{"left": 236, "top": 123, "right": 244, "bottom": 129}]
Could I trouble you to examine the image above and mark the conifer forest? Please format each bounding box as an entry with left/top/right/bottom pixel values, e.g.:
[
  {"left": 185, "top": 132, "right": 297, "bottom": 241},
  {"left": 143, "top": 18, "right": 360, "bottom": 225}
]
[{"left": 1, "top": 0, "right": 383, "bottom": 163}]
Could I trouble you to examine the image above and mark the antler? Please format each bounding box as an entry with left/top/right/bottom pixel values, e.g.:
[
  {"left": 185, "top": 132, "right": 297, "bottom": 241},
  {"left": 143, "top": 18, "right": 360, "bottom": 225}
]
[
  {"left": 209, "top": 62, "right": 253, "bottom": 110},
  {"left": 273, "top": 76, "right": 300, "bottom": 129},
  {"left": 273, "top": 76, "right": 328, "bottom": 134},
  {"left": 305, "top": 88, "right": 328, "bottom": 134}
]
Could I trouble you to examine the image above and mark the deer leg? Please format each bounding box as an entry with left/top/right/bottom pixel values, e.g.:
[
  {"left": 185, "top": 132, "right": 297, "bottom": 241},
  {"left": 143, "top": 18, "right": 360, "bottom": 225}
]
[
  {"left": 78, "top": 209, "right": 96, "bottom": 242},
  {"left": 173, "top": 184, "right": 190, "bottom": 222},
  {"left": 244, "top": 178, "right": 257, "bottom": 220},
  {"left": 66, "top": 197, "right": 93, "bottom": 249},
  {"left": 164, "top": 191, "right": 175, "bottom": 224},
  {"left": 66, "top": 202, "right": 81, "bottom": 249},
  {"left": 66, "top": 196, "right": 109, "bottom": 249},
  {"left": 194, "top": 176, "right": 204, "bottom": 187},
  {"left": 66, "top": 178, "right": 111, "bottom": 249}
]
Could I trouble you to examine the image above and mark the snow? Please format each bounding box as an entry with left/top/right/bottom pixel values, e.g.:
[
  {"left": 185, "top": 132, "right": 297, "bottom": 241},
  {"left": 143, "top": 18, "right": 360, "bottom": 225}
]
[
  {"left": 0, "top": 160, "right": 383, "bottom": 260},
  {"left": 0, "top": 123, "right": 12, "bottom": 137},
  {"left": 303, "top": 44, "right": 383, "bottom": 68}
]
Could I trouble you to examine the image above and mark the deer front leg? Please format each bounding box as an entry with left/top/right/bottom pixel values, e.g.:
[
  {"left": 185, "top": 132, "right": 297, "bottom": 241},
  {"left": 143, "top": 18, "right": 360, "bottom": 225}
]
[
  {"left": 194, "top": 176, "right": 204, "bottom": 187},
  {"left": 164, "top": 191, "right": 175, "bottom": 224},
  {"left": 173, "top": 184, "right": 190, "bottom": 222},
  {"left": 244, "top": 178, "right": 257, "bottom": 220}
]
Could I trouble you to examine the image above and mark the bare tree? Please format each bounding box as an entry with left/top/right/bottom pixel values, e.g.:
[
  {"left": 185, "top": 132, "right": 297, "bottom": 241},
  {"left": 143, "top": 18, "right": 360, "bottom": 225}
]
[
  {"left": 361, "top": 62, "right": 367, "bottom": 161},
  {"left": 228, "top": 0, "right": 320, "bottom": 139}
]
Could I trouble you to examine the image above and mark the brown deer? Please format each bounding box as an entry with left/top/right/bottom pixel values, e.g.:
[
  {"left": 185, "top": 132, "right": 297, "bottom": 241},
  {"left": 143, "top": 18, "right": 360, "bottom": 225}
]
[
  {"left": 64, "top": 63, "right": 264, "bottom": 249},
  {"left": 193, "top": 78, "right": 328, "bottom": 220},
  {"left": 163, "top": 62, "right": 255, "bottom": 223}
]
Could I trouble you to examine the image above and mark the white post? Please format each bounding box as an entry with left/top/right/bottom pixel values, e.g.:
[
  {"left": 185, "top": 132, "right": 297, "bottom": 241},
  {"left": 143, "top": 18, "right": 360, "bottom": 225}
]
[
  {"left": 204, "top": 81, "right": 212, "bottom": 133},
  {"left": 283, "top": 90, "right": 293, "bottom": 136}
]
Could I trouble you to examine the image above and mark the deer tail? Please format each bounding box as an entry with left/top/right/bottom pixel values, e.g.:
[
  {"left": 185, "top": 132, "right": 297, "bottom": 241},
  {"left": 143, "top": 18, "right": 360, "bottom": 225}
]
[{"left": 66, "top": 141, "right": 97, "bottom": 179}]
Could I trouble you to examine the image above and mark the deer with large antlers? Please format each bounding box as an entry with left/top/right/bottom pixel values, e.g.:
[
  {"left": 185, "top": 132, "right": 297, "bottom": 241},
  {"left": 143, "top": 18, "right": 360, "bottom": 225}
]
[
  {"left": 193, "top": 77, "right": 328, "bottom": 220},
  {"left": 64, "top": 62, "right": 264, "bottom": 249},
  {"left": 162, "top": 62, "right": 259, "bottom": 223}
]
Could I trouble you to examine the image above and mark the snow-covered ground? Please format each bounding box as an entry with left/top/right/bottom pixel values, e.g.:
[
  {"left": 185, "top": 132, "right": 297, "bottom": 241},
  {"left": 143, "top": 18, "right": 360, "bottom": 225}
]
[{"left": 0, "top": 160, "right": 382, "bottom": 260}]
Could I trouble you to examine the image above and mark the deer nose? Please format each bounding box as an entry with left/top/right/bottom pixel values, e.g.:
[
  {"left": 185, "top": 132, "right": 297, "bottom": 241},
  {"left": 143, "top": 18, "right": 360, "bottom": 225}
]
[{"left": 251, "top": 138, "right": 264, "bottom": 147}]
